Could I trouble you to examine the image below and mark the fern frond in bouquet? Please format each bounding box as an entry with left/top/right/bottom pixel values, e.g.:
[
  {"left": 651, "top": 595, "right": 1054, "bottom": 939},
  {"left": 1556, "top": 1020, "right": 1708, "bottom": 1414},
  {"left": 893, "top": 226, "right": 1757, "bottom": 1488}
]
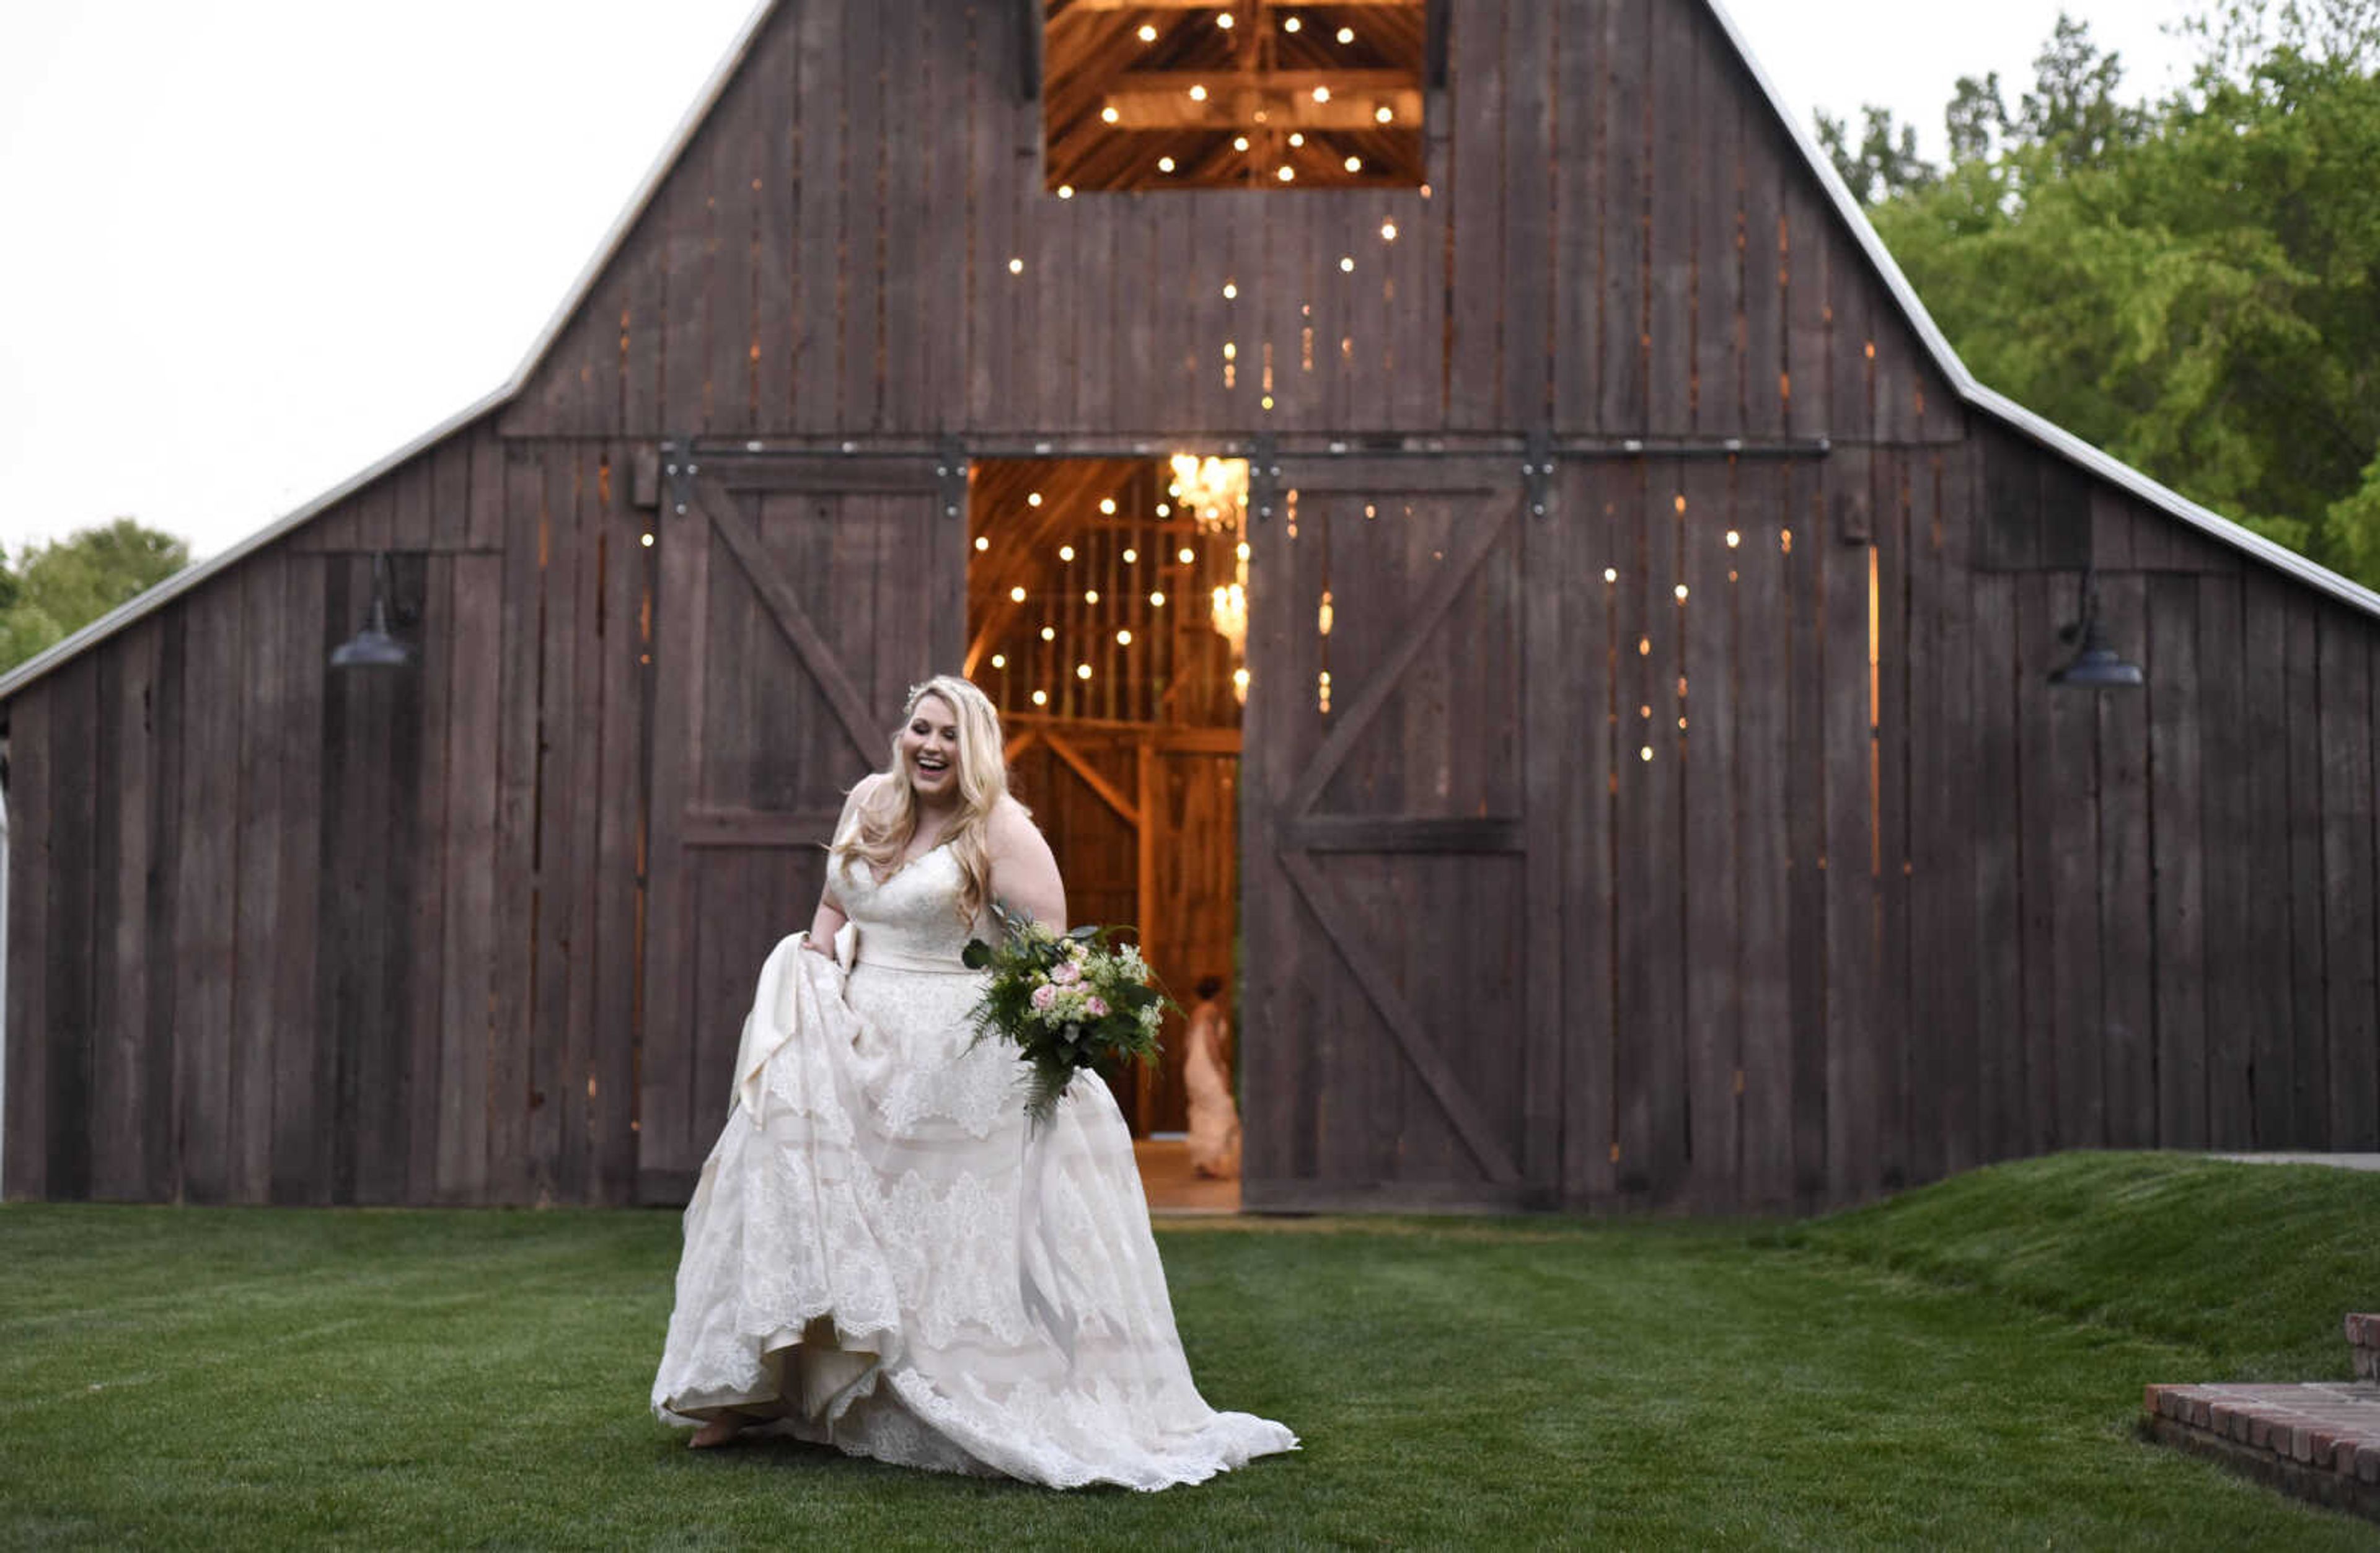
[{"left": 961, "top": 900, "right": 1173, "bottom": 1128}]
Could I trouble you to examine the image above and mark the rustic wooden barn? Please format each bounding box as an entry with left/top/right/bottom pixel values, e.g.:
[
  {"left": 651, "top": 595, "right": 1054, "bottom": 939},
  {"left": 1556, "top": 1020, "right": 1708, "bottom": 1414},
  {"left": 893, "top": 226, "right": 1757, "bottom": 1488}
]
[{"left": 6, "top": 0, "right": 2379, "bottom": 1213}]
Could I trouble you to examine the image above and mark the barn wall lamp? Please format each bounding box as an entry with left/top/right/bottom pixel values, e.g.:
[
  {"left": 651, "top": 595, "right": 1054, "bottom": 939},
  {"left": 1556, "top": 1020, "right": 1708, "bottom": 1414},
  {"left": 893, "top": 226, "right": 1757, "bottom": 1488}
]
[
  {"left": 329, "top": 552, "right": 418, "bottom": 671},
  {"left": 2048, "top": 566, "right": 2143, "bottom": 689}
]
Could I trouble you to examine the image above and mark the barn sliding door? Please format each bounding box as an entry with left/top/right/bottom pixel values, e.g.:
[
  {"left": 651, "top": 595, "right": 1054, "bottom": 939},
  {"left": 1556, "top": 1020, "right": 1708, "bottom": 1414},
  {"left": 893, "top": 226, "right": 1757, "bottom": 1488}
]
[
  {"left": 1240, "top": 457, "right": 1566, "bottom": 1210},
  {"left": 638, "top": 454, "right": 961, "bottom": 1202}
]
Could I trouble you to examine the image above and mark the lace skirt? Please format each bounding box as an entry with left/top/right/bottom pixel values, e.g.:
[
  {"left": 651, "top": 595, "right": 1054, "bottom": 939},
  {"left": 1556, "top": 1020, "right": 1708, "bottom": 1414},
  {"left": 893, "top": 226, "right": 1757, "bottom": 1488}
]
[{"left": 650, "top": 936, "right": 1298, "bottom": 1490}]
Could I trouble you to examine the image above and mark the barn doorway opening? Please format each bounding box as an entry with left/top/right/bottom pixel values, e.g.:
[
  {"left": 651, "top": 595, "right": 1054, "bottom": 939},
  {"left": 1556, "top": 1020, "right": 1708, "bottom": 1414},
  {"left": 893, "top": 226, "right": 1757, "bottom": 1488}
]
[{"left": 966, "top": 456, "right": 1246, "bottom": 1208}]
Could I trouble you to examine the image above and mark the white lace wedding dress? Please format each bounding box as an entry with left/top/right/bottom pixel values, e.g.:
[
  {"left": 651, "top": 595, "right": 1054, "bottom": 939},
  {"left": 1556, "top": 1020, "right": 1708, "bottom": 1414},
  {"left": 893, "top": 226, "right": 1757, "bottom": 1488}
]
[{"left": 650, "top": 842, "right": 1297, "bottom": 1489}]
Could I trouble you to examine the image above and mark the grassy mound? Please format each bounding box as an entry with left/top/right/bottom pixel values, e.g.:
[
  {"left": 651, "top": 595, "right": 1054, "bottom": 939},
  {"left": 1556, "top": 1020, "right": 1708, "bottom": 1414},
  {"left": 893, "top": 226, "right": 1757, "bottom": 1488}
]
[{"left": 1776, "top": 1151, "right": 2380, "bottom": 1380}]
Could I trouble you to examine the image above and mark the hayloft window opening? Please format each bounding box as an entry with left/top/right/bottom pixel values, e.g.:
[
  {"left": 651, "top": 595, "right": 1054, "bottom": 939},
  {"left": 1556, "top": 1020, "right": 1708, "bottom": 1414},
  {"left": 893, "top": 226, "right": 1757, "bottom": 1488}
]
[{"left": 1045, "top": 2, "right": 1429, "bottom": 193}]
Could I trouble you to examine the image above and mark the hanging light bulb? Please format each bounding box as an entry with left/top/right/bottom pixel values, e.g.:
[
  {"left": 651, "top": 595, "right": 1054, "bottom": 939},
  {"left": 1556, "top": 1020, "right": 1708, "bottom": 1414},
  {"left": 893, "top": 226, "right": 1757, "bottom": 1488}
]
[
  {"left": 1099, "top": 496, "right": 1116, "bottom": 514},
  {"left": 1283, "top": 15, "right": 1302, "bottom": 32},
  {"left": 1041, "top": 625, "right": 1056, "bottom": 641},
  {"left": 1158, "top": 156, "right": 1177, "bottom": 174},
  {"left": 1150, "top": 591, "right": 1167, "bottom": 607},
  {"left": 990, "top": 653, "right": 1007, "bottom": 669},
  {"left": 1032, "top": 689, "right": 1049, "bottom": 706},
  {"left": 1344, "top": 155, "right": 1363, "bottom": 173},
  {"left": 974, "top": 535, "right": 989, "bottom": 551},
  {"left": 1122, "top": 548, "right": 1138, "bottom": 564},
  {"left": 1010, "top": 585, "right": 1027, "bottom": 602},
  {"left": 1138, "top": 22, "right": 1157, "bottom": 41},
  {"left": 1059, "top": 543, "right": 1075, "bottom": 562},
  {"left": 1337, "top": 25, "right": 1355, "bottom": 43}
]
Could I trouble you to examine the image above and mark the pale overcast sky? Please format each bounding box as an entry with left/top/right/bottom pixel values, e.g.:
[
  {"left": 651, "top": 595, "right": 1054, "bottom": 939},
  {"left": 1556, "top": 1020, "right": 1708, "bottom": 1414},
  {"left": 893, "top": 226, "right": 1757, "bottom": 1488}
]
[{"left": 0, "top": 1, "right": 2198, "bottom": 563}]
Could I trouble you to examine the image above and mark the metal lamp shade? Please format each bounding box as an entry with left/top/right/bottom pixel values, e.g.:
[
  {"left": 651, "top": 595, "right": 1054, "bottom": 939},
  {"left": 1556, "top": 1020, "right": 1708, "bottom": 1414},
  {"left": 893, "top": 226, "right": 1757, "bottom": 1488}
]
[
  {"left": 2048, "top": 617, "right": 2143, "bottom": 689},
  {"left": 329, "top": 561, "right": 418, "bottom": 670}
]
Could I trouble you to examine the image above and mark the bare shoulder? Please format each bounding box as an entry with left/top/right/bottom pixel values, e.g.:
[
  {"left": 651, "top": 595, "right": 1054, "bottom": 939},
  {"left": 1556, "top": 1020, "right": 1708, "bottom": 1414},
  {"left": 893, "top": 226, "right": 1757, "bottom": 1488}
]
[{"left": 985, "top": 792, "right": 1049, "bottom": 854}]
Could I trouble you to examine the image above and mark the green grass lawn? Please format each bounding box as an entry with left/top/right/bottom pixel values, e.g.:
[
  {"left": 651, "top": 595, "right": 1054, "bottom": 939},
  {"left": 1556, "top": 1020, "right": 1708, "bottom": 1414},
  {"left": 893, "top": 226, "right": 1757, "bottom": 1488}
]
[{"left": 5, "top": 1153, "right": 2378, "bottom": 1549}]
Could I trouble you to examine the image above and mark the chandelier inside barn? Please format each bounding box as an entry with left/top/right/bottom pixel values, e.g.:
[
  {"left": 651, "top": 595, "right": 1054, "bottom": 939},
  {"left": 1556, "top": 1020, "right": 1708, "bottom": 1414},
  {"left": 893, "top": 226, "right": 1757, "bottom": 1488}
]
[{"left": 1168, "top": 454, "right": 1251, "bottom": 700}]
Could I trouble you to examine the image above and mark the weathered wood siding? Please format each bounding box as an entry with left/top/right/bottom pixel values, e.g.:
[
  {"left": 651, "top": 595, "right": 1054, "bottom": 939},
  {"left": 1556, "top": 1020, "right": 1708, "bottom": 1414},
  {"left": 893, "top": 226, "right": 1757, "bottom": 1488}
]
[
  {"left": 7, "top": 0, "right": 2379, "bottom": 1210},
  {"left": 500, "top": 0, "right": 1955, "bottom": 447},
  {"left": 4, "top": 425, "right": 652, "bottom": 1203}
]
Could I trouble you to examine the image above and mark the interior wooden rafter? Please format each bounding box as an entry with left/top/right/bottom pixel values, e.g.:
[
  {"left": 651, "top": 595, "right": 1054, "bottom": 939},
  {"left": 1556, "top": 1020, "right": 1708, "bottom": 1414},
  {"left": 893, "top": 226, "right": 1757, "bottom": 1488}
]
[{"left": 1046, "top": 0, "right": 1427, "bottom": 191}]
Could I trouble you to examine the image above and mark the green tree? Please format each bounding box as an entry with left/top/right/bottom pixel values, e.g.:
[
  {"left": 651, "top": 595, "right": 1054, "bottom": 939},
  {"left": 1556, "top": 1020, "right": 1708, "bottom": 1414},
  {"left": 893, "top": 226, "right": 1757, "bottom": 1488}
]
[
  {"left": 0, "top": 519, "right": 190, "bottom": 672},
  {"left": 1852, "top": 1, "right": 2380, "bottom": 589},
  {"left": 1817, "top": 103, "right": 1936, "bottom": 204}
]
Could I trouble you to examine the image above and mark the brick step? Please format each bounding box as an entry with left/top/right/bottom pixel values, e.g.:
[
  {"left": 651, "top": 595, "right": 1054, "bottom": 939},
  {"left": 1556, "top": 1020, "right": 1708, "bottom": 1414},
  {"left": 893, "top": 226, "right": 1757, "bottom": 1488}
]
[
  {"left": 2348, "top": 1313, "right": 2380, "bottom": 1382},
  {"left": 2143, "top": 1317, "right": 2380, "bottom": 1523}
]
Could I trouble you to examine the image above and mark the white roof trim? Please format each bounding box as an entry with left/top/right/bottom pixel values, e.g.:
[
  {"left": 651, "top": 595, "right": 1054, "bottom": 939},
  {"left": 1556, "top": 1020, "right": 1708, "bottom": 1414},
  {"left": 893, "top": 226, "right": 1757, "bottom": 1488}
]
[
  {"left": 1701, "top": 0, "right": 2380, "bottom": 620},
  {"left": 0, "top": 0, "right": 778, "bottom": 708},
  {"left": 2, "top": 0, "right": 2371, "bottom": 711},
  {"left": 0, "top": 386, "right": 510, "bottom": 703}
]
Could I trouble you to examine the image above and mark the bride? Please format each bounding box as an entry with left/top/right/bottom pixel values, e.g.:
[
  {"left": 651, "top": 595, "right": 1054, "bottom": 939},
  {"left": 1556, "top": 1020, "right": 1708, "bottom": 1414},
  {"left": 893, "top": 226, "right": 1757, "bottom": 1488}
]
[{"left": 650, "top": 674, "right": 1297, "bottom": 1490}]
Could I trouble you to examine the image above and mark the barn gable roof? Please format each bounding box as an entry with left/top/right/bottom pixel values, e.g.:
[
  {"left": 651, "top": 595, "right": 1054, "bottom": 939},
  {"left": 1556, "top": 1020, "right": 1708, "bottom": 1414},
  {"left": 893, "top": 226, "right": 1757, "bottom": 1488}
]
[{"left": 2, "top": 0, "right": 2371, "bottom": 708}]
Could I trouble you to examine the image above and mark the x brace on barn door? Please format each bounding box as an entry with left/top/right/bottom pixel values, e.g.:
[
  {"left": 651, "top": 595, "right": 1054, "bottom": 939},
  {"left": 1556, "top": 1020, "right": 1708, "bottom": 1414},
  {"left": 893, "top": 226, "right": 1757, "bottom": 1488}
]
[{"left": 1259, "top": 460, "right": 1539, "bottom": 1188}]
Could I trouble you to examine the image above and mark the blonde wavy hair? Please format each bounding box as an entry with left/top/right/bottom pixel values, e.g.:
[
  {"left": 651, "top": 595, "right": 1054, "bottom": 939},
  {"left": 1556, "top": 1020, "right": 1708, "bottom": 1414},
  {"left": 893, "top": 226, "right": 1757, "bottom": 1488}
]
[{"left": 831, "top": 675, "right": 1010, "bottom": 923}]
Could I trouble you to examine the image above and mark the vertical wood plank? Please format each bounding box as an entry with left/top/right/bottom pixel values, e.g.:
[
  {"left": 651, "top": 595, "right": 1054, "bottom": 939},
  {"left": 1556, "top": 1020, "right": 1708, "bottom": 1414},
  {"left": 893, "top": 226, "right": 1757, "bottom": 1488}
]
[
  {"left": 435, "top": 552, "right": 503, "bottom": 1202},
  {"left": 229, "top": 554, "right": 289, "bottom": 1202},
  {"left": 173, "top": 584, "right": 244, "bottom": 1203},
  {"left": 1560, "top": 460, "right": 1617, "bottom": 1203},
  {"left": 1784, "top": 458, "right": 1829, "bottom": 1203},
  {"left": 1691, "top": 30, "right": 1744, "bottom": 440},
  {"left": 489, "top": 444, "right": 544, "bottom": 1202},
  {"left": 90, "top": 622, "right": 161, "bottom": 1199},
  {"left": 1681, "top": 457, "right": 1738, "bottom": 1203},
  {"left": 270, "top": 558, "right": 327, "bottom": 1204},
  {"left": 1738, "top": 86, "right": 1786, "bottom": 441},
  {"left": 1551, "top": 0, "right": 1603, "bottom": 433},
  {"left": 2283, "top": 602, "right": 2329, "bottom": 1145},
  {"left": 2048, "top": 571, "right": 2106, "bottom": 1150},
  {"left": 1970, "top": 568, "right": 2025, "bottom": 1161},
  {"left": 1501, "top": 0, "right": 1552, "bottom": 431},
  {"left": 1645, "top": 0, "right": 1695, "bottom": 436},
  {"left": 403, "top": 555, "right": 454, "bottom": 1202},
  {"left": 1820, "top": 452, "right": 1876, "bottom": 1200},
  {"left": 712, "top": 56, "right": 765, "bottom": 437},
  {"left": 2237, "top": 573, "right": 2294, "bottom": 1145},
  {"left": 2200, "top": 574, "right": 2254, "bottom": 1146},
  {"left": 1874, "top": 451, "right": 1911, "bottom": 1188},
  {"left": 2320, "top": 612, "right": 2379, "bottom": 1148},
  {"left": 2012, "top": 571, "right": 2060, "bottom": 1153},
  {"left": 2097, "top": 571, "right": 2156, "bottom": 1147},
  {"left": 656, "top": 117, "right": 713, "bottom": 436},
  {"left": 1447, "top": 0, "right": 1505, "bottom": 431},
  {"left": 1597, "top": 0, "right": 1647, "bottom": 434},
  {"left": 4, "top": 686, "right": 51, "bottom": 1199},
  {"left": 1735, "top": 459, "right": 1794, "bottom": 1207},
  {"left": 2148, "top": 574, "right": 2208, "bottom": 1145},
  {"left": 42, "top": 659, "right": 99, "bottom": 1201}
]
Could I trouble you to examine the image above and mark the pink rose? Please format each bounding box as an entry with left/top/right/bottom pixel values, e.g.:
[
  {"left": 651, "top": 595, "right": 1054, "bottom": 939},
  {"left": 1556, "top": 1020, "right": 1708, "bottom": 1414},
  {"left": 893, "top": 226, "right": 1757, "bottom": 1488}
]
[
  {"left": 1051, "top": 961, "right": 1082, "bottom": 986},
  {"left": 1031, "top": 983, "right": 1058, "bottom": 1011},
  {"left": 1085, "top": 996, "right": 1108, "bottom": 1017}
]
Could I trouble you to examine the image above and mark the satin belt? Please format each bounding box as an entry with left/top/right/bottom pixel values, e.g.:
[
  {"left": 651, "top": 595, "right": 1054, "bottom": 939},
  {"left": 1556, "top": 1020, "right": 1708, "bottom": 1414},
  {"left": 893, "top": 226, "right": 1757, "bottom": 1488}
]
[{"left": 851, "top": 946, "right": 987, "bottom": 976}]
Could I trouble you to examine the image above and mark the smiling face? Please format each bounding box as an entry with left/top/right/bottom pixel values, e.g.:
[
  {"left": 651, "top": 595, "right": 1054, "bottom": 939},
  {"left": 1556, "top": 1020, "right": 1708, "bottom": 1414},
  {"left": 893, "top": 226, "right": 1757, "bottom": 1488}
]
[{"left": 899, "top": 692, "right": 963, "bottom": 806}]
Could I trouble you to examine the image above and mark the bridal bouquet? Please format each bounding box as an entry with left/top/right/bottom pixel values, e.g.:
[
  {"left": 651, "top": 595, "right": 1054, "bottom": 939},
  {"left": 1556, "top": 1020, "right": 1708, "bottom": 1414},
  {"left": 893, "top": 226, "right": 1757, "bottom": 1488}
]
[{"left": 963, "top": 902, "right": 1172, "bottom": 1128}]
